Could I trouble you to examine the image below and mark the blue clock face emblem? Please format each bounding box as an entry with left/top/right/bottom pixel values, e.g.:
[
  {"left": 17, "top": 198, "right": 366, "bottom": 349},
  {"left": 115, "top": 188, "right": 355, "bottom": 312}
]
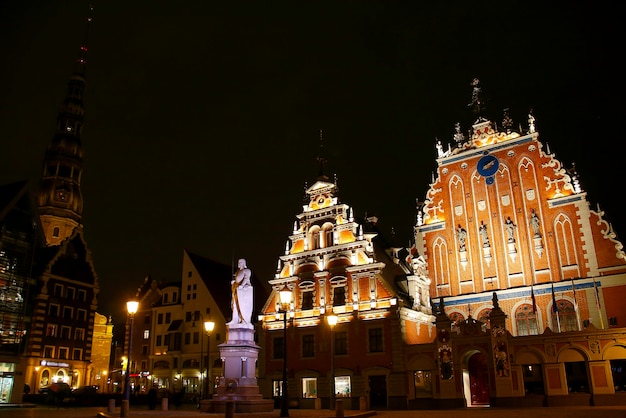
[{"left": 477, "top": 155, "right": 499, "bottom": 177}]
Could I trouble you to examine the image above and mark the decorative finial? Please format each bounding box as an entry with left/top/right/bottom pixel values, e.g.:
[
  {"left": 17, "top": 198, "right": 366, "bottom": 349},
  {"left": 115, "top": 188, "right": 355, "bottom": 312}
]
[
  {"left": 453, "top": 122, "right": 464, "bottom": 144},
  {"left": 502, "top": 108, "right": 513, "bottom": 133},
  {"left": 528, "top": 108, "right": 536, "bottom": 133}
]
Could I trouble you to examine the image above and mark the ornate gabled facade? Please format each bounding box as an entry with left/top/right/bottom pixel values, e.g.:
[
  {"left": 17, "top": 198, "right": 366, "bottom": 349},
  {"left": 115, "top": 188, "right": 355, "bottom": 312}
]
[
  {"left": 403, "top": 80, "right": 626, "bottom": 409},
  {"left": 257, "top": 173, "right": 433, "bottom": 409},
  {"left": 415, "top": 109, "right": 626, "bottom": 333}
]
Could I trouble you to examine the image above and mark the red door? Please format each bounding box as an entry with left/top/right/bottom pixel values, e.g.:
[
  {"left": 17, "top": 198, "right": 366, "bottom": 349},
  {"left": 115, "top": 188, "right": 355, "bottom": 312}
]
[{"left": 468, "top": 352, "right": 490, "bottom": 405}]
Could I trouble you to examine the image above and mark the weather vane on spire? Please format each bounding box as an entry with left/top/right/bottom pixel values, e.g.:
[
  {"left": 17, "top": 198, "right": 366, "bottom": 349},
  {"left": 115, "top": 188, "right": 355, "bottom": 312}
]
[{"left": 468, "top": 78, "right": 485, "bottom": 116}]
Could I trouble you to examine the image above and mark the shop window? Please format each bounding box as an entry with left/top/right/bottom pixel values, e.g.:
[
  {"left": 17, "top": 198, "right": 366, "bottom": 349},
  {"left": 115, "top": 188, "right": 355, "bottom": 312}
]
[
  {"left": 302, "top": 377, "right": 317, "bottom": 398},
  {"left": 335, "top": 376, "right": 351, "bottom": 397}
]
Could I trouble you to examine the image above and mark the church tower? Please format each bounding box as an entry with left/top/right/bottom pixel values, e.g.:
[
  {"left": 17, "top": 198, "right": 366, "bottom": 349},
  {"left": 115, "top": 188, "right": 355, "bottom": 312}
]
[{"left": 37, "top": 10, "right": 92, "bottom": 246}]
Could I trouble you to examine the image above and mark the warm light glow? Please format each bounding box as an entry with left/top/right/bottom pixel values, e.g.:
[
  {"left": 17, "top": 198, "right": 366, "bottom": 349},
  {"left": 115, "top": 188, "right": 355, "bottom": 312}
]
[
  {"left": 204, "top": 321, "right": 215, "bottom": 333},
  {"left": 127, "top": 300, "right": 139, "bottom": 315},
  {"left": 326, "top": 314, "right": 338, "bottom": 328},
  {"left": 279, "top": 284, "right": 292, "bottom": 310}
]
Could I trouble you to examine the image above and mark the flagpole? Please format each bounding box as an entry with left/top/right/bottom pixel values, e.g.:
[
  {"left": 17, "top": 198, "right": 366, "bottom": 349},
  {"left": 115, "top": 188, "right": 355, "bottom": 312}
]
[
  {"left": 593, "top": 278, "right": 605, "bottom": 329},
  {"left": 571, "top": 279, "right": 581, "bottom": 331},
  {"left": 551, "top": 283, "right": 561, "bottom": 332}
]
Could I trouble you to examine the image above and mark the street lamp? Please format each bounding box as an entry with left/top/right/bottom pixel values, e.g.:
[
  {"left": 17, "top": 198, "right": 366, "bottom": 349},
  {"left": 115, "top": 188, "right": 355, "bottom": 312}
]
[
  {"left": 279, "top": 284, "right": 292, "bottom": 418},
  {"left": 123, "top": 300, "right": 139, "bottom": 416},
  {"left": 326, "top": 313, "right": 338, "bottom": 411},
  {"left": 204, "top": 320, "right": 215, "bottom": 399}
]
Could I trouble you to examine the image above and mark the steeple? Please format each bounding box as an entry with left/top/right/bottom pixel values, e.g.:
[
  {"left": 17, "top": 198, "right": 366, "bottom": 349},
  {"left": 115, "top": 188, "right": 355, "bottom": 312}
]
[{"left": 38, "top": 5, "right": 93, "bottom": 246}]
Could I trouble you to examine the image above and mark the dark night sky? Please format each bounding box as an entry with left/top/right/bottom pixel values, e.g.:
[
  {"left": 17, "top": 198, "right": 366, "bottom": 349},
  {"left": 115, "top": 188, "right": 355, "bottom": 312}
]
[{"left": 1, "top": 2, "right": 624, "bottom": 325}]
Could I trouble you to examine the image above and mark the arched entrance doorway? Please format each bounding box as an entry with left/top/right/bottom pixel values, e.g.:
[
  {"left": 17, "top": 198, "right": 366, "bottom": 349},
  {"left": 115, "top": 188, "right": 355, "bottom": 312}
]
[{"left": 465, "top": 352, "right": 490, "bottom": 406}]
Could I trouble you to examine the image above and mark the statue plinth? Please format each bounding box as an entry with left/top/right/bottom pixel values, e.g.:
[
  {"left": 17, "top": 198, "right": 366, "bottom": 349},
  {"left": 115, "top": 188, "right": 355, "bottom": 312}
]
[{"left": 199, "top": 325, "right": 273, "bottom": 413}]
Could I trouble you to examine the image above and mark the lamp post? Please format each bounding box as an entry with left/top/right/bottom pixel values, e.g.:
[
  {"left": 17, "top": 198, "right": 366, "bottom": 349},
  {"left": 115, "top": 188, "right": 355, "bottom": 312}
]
[
  {"left": 279, "top": 284, "right": 292, "bottom": 418},
  {"left": 204, "top": 320, "right": 215, "bottom": 399},
  {"left": 326, "top": 313, "right": 338, "bottom": 411},
  {"left": 123, "top": 300, "right": 139, "bottom": 416}
]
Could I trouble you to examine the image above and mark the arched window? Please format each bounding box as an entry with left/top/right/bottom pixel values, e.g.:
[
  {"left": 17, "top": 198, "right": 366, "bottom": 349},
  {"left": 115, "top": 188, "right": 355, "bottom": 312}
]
[
  {"left": 53, "top": 227, "right": 60, "bottom": 237},
  {"left": 515, "top": 304, "right": 538, "bottom": 336},
  {"left": 477, "top": 309, "right": 491, "bottom": 331},
  {"left": 323, "top": 225, "right": 334, "bottom": 248},
  {"left": 551, "top": 299, "right": 578, "bottom": 332},
  {"left": 309, "top": 226, "right": 321, "bottom": 250}
]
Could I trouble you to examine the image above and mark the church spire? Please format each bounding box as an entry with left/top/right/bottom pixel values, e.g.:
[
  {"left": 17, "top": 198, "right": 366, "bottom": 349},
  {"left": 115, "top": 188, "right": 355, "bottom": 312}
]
[{"left": 37, "top": 5, "right": 94, "bottom": 246}]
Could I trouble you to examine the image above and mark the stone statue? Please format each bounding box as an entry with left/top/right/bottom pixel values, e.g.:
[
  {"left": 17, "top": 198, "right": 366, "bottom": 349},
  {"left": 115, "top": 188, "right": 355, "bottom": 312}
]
[
  {"left": 479, "top": 221, "right": 490, "bottom": 247},
  {"left": 456, "top": 224, "right": 467, "bottom": 251},
  {"left": 227, "top": 258, "right": 253, "bottom": 328}
]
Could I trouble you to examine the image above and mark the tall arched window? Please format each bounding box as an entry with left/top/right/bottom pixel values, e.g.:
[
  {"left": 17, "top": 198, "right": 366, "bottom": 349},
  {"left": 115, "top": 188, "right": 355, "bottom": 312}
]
[
  {"left": 309, "top": 226, "right": 320, "bottom": 250},
  {"left": 551, "top": 300, "right": 578, "bottom": 332},
  {"left": 515, "top": 304, "right": 538, "bottom": 336}
]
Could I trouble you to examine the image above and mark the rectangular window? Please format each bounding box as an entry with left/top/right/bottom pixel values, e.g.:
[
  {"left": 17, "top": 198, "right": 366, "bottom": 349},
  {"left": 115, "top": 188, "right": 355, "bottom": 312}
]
[
  {"left": 60, "top": 326, "right": 71, "bottom": 339},
  {"left": 54, "top": 284, "right": 63, "bottom": 297},
  {"left": 73, "top": 348, "right": 82, "bottom": 360},
  {"left": 63, "top": 306, "right": 73, "bottom": 319},
  {"left": 368, "top": 327, "right": 383, "bottom": 353},
  {"left": 273, "top": 336, "right": 284, "bottom": 360},
  {"left": 46, "top": 324, "right": 57, "bottom": 337},
  {"left": 165, "top": 312, "right": 171, "bottom": 323},
  {"left": 335, "top": 331, "right": 348, "bottom": 355},
  {"left": 66, "top": 287, "right": 75, "bottom": 300},
  {"left": 333, "top": 286, "right": 346, "bottom": 306},
  {"left": 335, "top": 376, "right": 351, "bottom": 397},
  {"left": 44, "top": 346, "right": 54, "bottom": 358},
  {"left": 163, "top": 294, "right": 169, "bottom": 304},
  {"left": 143, "top": 329, "right": 150, "bottom": 339},
  {"left": 193, "top": 332, "right": 199, "bottom": 344},
  {"left": 158, "top": 313, "right": 164, "bottom": 324},
  {"left": 302, "top": 377, "right": 317, "bottom": 398},
  {"left": 58, "top": 347, "right": 68, "bottom": 359},
  {"left": 164, "top": 334, "right": 170, "bottom": 347},
  {"left": 302, "top": 291, "right": 314, "bottom": 310},
  {"left": 272, "top": 380, "right": 284, "bottom": 397},
  {"left": 75, "top": 328, "right": 85, "bottom": 341},
  {"left": 156, "top": 335, "right": 162, "bottom": 346},
  {"left": 302, "top": 334, "right": 315, "bottom": 358},
  {"left": 186, "top": 312, "right": 192, "bottom": 322},
  {"left": 144, "top": 315, "right": 150, "bottom": 324},
  {"left": 185, "top": 332, "right": 191, "bottom": 345},
  {"left": 78, "top": 289, "right": 87, "bottom": 301},
  {"left": 77, "top": 309, "right": 87, "bottom": 321},
  {"left": 49, "top": 304, "right": 60, "bottom": 317},
  {"left": 142, "top": 345, "right": 148, "bottom": 355}
]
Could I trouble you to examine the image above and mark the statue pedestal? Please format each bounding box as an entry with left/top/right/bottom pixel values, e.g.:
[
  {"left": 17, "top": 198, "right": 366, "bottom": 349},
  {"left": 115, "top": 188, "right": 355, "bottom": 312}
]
[{"left": 199, "top": 326, "right": 273, "bottom": 413}]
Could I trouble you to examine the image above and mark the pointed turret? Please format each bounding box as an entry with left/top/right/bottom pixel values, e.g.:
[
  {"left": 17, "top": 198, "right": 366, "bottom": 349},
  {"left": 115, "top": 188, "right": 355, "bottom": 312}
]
[{"left": 38, "top": 5, "right": 93, "bottom": 246}]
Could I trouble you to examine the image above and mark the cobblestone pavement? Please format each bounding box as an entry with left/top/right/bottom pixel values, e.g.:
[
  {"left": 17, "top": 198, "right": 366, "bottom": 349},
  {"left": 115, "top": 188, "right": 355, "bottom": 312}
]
[{"left": 3, "top": 404, "right": 626, "bottom": 418}]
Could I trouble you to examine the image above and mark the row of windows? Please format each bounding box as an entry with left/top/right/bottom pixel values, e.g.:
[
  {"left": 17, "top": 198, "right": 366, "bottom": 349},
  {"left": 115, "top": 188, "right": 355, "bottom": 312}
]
[
  {"left": 45, "top": 324, "right": 85, "bottom": 340},
  {"left": 52, "top": 284, "right": 87, "bottom": 301},
  {"left": 48, "top": 304, "right": 88, "bottom": 321},
  {"left": 43, "top": 345, "right": 83, "bottom": 360},
  {"left": 272, "top": 328, "right": 383, "bottom": 359},
  {"left": 273, "top": 375, "right": 352, "bottom": 399}
]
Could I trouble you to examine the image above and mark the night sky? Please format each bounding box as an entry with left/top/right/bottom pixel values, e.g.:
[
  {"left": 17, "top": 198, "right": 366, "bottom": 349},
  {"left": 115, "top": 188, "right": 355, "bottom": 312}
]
[{"left": 1, "top": 2, "right": 624, "bottom": 325}]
